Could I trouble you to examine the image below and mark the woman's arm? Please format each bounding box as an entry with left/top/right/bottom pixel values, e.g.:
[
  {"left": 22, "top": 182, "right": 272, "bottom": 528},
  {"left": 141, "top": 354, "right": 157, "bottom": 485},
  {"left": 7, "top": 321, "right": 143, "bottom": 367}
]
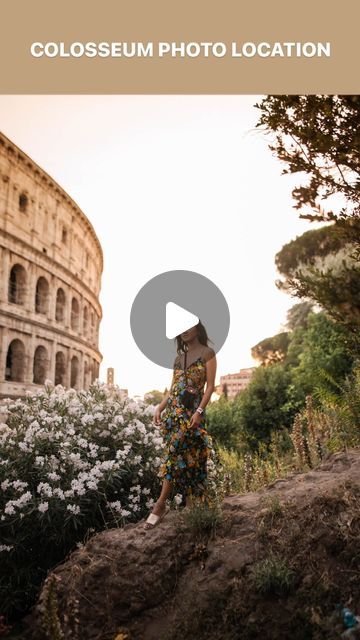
[
  {"left": 158, "top": 389, "right": 170, "bottom": 412},
  {"left": 189, "top": 354, "right": 217, "bottom": 427}
]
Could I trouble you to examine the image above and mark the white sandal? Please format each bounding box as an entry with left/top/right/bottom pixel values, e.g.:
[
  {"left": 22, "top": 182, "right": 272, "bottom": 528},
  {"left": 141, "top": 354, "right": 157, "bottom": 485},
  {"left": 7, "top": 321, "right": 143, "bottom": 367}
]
[{"left": 144, "top": 506, "right": 170, "bottom": 529}]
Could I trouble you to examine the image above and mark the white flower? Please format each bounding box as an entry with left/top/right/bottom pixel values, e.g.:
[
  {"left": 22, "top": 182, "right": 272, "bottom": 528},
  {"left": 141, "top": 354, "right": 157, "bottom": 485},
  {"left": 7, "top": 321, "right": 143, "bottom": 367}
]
[
  {"left": 4, "top": 503, "right": 15, "bottom": 515},
  {"left": 13, "top": 480, "right": 28, "bottom": 491},
  {"left": 174, "top": 494, "right": 183, "bottom": 506},
  {"left": 48, "top": 472, "right": 60, "bottom": 481},
  {"left": 127, "top": 401, "right": 140, "bottom": 413},
  {"left": 49, "top": 455, "right": 60, "bottom": 469},
  {"left": 108, "top": 500, "right": 122, "bottom": 512},
  {"left": 15, "top": 491, "right": 32, "bottom": 507},
  {"left": 0, "top": 544, "right": 13, "bottom": 552},
  {"left": 53, "top": 488, "right": 65, "bottom": 500},
  {"left": 100, "top": 460, "right": 115, "bottom": 471},
  {"left": 37, "top": 483, "right": 53, "bottom": 497},
  {"left": 71, "top": 479, "right": 86, "bottom": 495},
  {"left": 88, "top": 443, "right": 99, "bottom": 458},
  {"left": 121, "top": 509, "right": 131, "bottom": 517},
  {"left": 67, "top": 504, "right": 80, "bottom": 515},
  {"left": 1, "top": 479, "right": 10, "bottom": 491},
  {"left": 38, "top": 502, "right": 49, "bottom": 513}
]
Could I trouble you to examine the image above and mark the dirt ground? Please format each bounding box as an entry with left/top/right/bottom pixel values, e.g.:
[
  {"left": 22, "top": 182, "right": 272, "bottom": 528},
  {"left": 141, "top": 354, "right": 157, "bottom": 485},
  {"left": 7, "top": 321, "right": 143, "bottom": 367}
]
[{"left": 25, "top": 448, "right": 360, "bottom": 640}]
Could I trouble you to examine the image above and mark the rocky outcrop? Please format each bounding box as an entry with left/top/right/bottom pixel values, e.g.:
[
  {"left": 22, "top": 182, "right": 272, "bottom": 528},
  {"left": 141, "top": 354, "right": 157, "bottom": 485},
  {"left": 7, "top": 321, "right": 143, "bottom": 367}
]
[{"left": 27, "top": 449, "right": 360, "bottom": 640}]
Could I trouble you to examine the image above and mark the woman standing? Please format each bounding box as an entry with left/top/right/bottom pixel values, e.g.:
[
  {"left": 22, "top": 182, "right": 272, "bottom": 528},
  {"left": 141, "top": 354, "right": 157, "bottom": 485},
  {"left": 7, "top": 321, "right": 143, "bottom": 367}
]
[{"left": 144, "top": 321, "right": 216, "bottom": 530}]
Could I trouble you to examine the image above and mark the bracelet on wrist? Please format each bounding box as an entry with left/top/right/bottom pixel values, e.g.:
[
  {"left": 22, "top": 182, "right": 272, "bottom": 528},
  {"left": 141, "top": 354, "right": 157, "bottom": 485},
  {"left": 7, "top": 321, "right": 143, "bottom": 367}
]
[{"left": 196, "top": 407, "right": 204, "bottom": 415}]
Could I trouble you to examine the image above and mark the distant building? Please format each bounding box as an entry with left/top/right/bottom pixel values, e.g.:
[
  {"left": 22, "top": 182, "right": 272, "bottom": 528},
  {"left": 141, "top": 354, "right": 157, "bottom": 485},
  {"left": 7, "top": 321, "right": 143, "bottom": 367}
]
[
  {"left": 107, "top": 367, "right": 115, "bottom": 386},
  {"left": 219, "top": 367, "right": 256, "bottom": 400}
]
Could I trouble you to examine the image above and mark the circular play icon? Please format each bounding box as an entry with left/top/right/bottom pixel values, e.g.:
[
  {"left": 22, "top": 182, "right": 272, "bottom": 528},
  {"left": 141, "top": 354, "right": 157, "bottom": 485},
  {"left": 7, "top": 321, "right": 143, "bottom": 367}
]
[{"left": 130, "top": 270, "right": 230, "bottom": 368}]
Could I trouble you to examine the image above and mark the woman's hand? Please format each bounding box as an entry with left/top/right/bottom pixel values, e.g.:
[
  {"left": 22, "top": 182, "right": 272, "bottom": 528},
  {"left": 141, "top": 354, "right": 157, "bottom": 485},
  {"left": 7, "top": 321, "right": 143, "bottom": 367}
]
[
  {"left": 188, "top": 410, "right": 202, "bottom": 429},
  {"left": 154, "top": 405, "right": 163, "bottom": 425}
]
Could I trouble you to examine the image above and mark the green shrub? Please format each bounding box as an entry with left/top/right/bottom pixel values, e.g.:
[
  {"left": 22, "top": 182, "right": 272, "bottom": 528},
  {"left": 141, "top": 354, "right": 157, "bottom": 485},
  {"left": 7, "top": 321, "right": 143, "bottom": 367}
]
[{"left": 0, "top": 382, "right": 164, "bottom": 618}]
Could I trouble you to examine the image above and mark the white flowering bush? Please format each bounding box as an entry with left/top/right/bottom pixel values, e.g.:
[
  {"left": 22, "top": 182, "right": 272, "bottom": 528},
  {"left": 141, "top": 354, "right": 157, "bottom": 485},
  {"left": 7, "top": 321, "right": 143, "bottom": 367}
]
[{"left": 0, "top": 381, "right": 165, "bottom": 619}]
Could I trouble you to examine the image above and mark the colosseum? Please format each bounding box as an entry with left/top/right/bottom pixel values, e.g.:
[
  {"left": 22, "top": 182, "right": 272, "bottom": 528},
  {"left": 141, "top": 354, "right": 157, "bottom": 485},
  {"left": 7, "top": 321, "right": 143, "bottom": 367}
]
[{"left": 0, "top": 131, "right": 103, "bottom": 399}]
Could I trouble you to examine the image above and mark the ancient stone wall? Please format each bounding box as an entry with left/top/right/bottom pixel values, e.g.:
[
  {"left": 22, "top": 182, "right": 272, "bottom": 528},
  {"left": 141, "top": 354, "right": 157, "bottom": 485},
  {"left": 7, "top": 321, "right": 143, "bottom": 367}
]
[{"left": 0, "top": 131, "right": 103, "bottom": 399}]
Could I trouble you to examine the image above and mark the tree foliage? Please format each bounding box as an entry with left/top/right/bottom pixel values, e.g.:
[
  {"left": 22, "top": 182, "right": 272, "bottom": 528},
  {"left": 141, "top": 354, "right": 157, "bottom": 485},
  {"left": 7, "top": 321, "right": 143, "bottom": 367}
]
[
  {"left": 275, "top": 224, "right": 360, "bottom": 337},
  {"left": 251, "top": 332, "right": 290, "bottom": 366},
  {"left": 206, "top": 397, "right": 240, "bottom": 450},
  {"left": 285, "top": 302, "right": 314, "bottom": 331},
  {"left": 256, "top": 96, "right": 360, "bottom": 337},
  {"left": 255, "top": 95, "right": 360, "bottom": 228},
  {"left": 235, "top": 364, "right": 293, "bottom": 449},
  {"left": 143, "top": 390, "right": 164, "bottom": 405},
  {"left": 285, "top": 312, "right": 354, "bottom": 400},
  {"left": 208, "top": 308, "right": 355, "bottom": 452},
  {"left": 275, "top": 225, "right": 348, "bottom": 276}
]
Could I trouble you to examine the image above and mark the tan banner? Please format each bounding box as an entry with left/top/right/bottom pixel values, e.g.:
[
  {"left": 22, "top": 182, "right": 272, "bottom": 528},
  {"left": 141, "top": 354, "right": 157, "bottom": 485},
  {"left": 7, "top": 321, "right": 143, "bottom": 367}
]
[{"left": 0, "top": 0, "right": 359, "bottom": 94}]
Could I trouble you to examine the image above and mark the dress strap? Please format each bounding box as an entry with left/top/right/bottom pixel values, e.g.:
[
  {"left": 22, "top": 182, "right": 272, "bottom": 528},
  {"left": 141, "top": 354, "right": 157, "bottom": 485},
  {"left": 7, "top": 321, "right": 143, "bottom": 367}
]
[{"left": 184, "top": 350, "right": 188, "bottom": 385}]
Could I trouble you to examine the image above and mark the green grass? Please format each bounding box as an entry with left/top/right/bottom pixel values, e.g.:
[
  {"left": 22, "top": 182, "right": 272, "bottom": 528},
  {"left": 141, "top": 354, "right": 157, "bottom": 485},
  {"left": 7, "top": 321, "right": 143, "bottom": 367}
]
[
  {"left": 250, "top": 553, "right": 295, "bottom": 596},
  {"left": 181, "top": 500, "right": 222, "bottom": 538}
]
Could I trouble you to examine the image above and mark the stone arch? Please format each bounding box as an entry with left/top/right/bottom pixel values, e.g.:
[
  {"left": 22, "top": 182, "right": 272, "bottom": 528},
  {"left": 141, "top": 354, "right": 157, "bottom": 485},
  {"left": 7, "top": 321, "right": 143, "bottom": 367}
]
[
  {"left": 19, "top": 192, "right": 28, "bottom": 213},
  {"left": 90, "top": 311, "right": 95, "bottom": 341},
  {"left": 5, "top": 339, "right": 26, "bottom": 382},
  {"left": 55, "top": 288, "right": 66, "bottom": 322},
  {"left": 83, "top": 359, "right": 89, "bottom": 388},
  {"left": 70, "top": 355, "right": 79, "bottom": 388},
  {"left": 8, "top": 264, "right": 27, "bottom": 305},
  {"left": 61, "top": 226, "right": 68, "bottom": 244},
  {"left": 33, "top": 345, "right": 48, "bottom": 384},
  {"left": 71, "top": 297, "right": 80, "bottom": 331},
  {"left": 91, "top": 359, "right": 99, "bottom": 383},
  {"left": 35, "top": 276, "right": 49, "bottom": 314},
  {"left": 55, "top": 351, "right": 66, "bottom": 386},
  {"left": 83, "top": 305, "right": 88, "bottom": 336}
]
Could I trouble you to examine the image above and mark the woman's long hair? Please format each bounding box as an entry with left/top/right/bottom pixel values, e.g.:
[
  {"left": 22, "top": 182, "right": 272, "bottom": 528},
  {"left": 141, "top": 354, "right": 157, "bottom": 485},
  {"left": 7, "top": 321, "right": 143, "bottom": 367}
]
[{"left": 176, "top": 321, "right": 211, "bottom": 354}]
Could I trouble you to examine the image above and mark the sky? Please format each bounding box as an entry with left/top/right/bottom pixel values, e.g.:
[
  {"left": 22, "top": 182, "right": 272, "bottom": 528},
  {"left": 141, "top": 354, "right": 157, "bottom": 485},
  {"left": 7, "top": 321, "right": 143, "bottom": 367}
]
[{"left": 0, "top": 95, "right": 317, "bottom": 397}]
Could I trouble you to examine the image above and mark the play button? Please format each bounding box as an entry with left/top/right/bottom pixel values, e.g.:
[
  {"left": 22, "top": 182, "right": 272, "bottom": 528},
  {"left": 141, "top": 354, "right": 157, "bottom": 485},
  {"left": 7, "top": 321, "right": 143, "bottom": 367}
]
[
  {"left": 165, "top": 303, "right": 199, "bottom": 340},
  {"left": 130, "top": 270, "right": 230, "bottom": 369}
]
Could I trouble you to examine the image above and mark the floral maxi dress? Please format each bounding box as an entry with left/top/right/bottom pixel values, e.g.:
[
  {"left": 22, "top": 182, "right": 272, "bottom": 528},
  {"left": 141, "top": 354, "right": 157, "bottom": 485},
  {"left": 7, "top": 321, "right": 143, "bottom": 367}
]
[{"left": 158, "top": 356, "right": 215, "bottom": 500}]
